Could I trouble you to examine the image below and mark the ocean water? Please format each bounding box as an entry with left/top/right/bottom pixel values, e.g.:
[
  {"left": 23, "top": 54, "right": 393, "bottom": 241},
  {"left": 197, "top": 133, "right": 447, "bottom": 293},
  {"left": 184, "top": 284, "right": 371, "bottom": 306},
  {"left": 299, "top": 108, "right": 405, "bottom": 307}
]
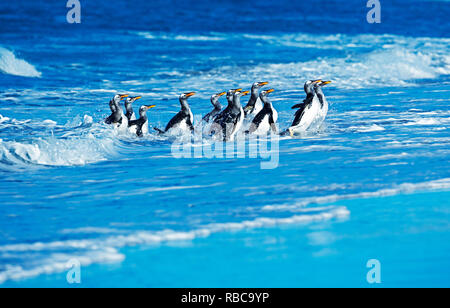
[{"left": 0, "top": 0, "right": 449, "bottom": 287}]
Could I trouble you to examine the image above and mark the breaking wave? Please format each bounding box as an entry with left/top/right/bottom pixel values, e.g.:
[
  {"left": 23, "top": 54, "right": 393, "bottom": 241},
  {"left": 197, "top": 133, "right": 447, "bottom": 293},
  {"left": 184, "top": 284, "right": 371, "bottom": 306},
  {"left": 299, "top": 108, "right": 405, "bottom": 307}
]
[
  {"left": 0, "top": 47, "right": 41, "bottom": 78},
  {"left": 143, "top": 32, "right": 450, "bottom": 90},
  {"left": 0, "top": 115, "right": 118, "bottom": 170}
]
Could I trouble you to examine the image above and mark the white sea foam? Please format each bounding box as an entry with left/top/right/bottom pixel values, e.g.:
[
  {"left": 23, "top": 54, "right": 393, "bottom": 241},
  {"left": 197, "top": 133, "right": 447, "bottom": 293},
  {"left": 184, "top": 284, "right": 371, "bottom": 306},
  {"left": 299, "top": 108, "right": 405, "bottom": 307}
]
[
  {"left": 261, "top": 178, "right": 450, "bottom": 212},
  {"left": 163, "top": 33, "right": 450, "bottom": 90},
  {"left": 404, "top": 118, "right": 441, "bottom": 126},
  {"left": 136, "top": 32, "right": 226, "bottom": 41},
  {"left": 350, "top": 124, "right": 386, "bottom": 132},
  {"left": 246, "top": 48, "right": 449, "bottom": 90},
  {"left": 0, "top": 136, "right": 114, "bottom": 168},
  {"left": 0, "top": 206, "right": 348, "bottom": 284},
  {"left": 0, "top": 115, "right": 10, "bottom": 123},
  {"left": 0, "top": 47, "right": 41, "bottom": 78},
  {"left": 0, "top": 117, "right": 120, "bottom": 169},
  {"left": 0, "top": 249, "right": 125, "bottom": 284}
]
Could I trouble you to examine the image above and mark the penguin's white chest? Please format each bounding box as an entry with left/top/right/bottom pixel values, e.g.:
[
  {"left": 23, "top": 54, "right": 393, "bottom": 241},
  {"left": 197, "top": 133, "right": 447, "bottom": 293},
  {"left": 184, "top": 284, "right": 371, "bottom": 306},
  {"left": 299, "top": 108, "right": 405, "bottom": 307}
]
[
  {"left": 290, "top": 96, "right": 321, "bottom": 134},
  {"left": 253, "top": 107, "right": 277, "bottom": 135},
  {"left": 253, "top": 115, "right": 271, "bottom": 135},
  {"left": 115, "top": 111, "right": 128, "bottom": 131},
  {"left": 141, "top": 120, "right": 149, "bottom": 134},
  {"left": 168, "top": 112, "right": 193, "bottom": 135},
  {"left": 229, "top": 108, "right": 244, "bottom": 141},
  {"left": 319, "top": 98, "right": 329, "bottom": 121},
  {"left": 252, "top": 98, "right": 263, "bottom": 115},
  {"left": 180, "top": 111, "right": 193, "bottom": 131}
]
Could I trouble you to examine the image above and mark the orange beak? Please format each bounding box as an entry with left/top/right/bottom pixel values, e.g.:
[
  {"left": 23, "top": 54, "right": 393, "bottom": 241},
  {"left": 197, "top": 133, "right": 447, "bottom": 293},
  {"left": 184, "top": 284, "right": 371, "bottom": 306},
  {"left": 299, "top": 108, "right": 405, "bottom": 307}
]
[
  {"left": 241, "top": 90, "right": 250, "bottom": 96},
  {"left": 185, "top": 92, "right": 196, "bottom": 98},
  {"left": 266, "top": 89, "right": 275, "bottom": 93}
]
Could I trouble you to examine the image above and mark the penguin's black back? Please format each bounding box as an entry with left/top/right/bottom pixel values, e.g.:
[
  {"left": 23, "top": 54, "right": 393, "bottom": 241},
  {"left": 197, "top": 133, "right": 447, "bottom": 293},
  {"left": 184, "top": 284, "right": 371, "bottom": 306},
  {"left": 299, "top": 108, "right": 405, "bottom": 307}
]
[
  {"left": 165, "top": 111, "right": 193, "bottom": 132},
  {"left": 129, "top": 117, "right": 146, "bottom": 137}
]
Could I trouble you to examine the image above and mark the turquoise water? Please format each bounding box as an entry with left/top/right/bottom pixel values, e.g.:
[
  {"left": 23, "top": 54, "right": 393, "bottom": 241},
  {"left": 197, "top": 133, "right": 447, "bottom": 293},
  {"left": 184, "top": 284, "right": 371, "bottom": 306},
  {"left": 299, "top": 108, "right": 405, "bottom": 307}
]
[{"left": 0, "top": 0, "right": 449, "bottom": 287}]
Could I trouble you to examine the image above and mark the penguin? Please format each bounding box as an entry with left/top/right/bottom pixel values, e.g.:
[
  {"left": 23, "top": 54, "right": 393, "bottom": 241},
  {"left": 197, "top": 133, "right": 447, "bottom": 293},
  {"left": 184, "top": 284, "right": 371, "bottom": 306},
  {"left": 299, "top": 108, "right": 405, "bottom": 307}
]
[
  {"left": 124, "top": 96, "right": 142, "bottom": 121},
  {"left": 211, "top": 89, "right": 241, "bottom": 122},
  {"left": 212, "top": 89, "right": 249, "bottom": 141},
  {"left": 105, "top": 94, "right": 129, "bottom": 129},
  {"left": 202, "top": 91, "right": 226, "bottom": 123},
  {"left": 315, "top": 81, "right": 332, "bottom": 127},
  {"left": 128, "top": 104, "right": 156, "bottom": 137},
  {"left": 154, "top": 92, "right": 195, "bottom": 135},
  {"left": 286, "top": 80, "right": 322, "bottom": 136},
  {"left": 246, "top": 89, "right": 278, "bottom": 135},
  {"left": 243, "top": 81, "right": 269, "bottom": 118},
  {"left": 207, "top": 88, "right": 240, "bottom": 136}
]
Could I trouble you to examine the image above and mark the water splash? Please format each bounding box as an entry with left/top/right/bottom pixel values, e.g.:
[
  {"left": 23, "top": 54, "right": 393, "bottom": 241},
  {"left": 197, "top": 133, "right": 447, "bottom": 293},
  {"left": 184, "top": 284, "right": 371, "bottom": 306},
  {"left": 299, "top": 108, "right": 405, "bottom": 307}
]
[{"left": 0, "top": 47, "right": 41, "bottom": 78}]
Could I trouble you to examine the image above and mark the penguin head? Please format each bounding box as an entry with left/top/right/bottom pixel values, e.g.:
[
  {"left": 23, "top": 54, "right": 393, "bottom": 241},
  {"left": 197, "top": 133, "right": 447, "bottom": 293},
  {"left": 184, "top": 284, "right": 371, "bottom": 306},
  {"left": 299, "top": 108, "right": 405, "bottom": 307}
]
[
  {"left": 259, "top": 89, "right": 274, "bottom": 104},
  {"left": 113, "top": 94, "right": 129, "bottom": 103},
  {"left": 180, "top": 92, "right": 196, "bottom": 100},
  {"left": 234, "top": 90, "right": 250, "bottom": 98},
  {"left": 318, "top": 81, "right": 332, "bottom": 87},
  {"left": 252, "top": 81, "right": 269, "bottom": 90},
  {"left": 227, "top": 88, "right": 241, "bottom": 98},
  {"left": 314, "top": 81, "right": 332, "bottom": 94},
  {"left": 259, "top": 88, "right": 274, "bottom": 98},
  {"left": 304, "top": 80, "right": 322, "bottom": 94},
  {"left": 125, "top": 96, "right": 141, "bottom": 110},
  {"left": 211, "top": 91, "right": 226, "bottom": 107},
  {"left": 125, "top": 96, "right": 142, "bottom": 104},
  {"left": 139, "top": 105, "right": 156, "bottom": 117},
  {"left": 226, "top": 88, "right": 242, "bottom": 103}
]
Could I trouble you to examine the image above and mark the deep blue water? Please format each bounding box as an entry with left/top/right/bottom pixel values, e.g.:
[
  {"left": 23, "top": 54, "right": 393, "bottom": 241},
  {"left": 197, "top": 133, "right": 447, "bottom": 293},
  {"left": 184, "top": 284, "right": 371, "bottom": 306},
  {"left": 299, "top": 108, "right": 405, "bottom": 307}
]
[{"left": 0, "top": 0, "right": 449, "bottom": 287}]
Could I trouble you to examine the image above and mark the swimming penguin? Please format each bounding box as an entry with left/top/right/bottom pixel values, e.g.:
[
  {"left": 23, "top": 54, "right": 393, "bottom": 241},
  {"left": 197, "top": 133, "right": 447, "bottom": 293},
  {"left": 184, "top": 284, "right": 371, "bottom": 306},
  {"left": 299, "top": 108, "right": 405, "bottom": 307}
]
[
  {"left": 128, "top": 104, "right": 156, "bottom": 137},
  {"left": 243, "top": 82, "right": 269, "bottom": 118},
  {"left": 207, "top": 88, "right": 240, "bottom": 135},
  {"left": 212, "top": 89, "right": 249, "bottom": 141},
  {"left": 246, "top": 89, "right": 278, "bottom": 135},
  {"left": 105, "top": 94, "right": 129, "bottom": 129},
  {"left": 286, "top": 80, "right": 322, "bottom": 136},
  {"left": 315, "top": 81, "right": 332, "bottom": 126},
  {"left": 211, "top": 89, "right": 240, "bottom": 123},
  {"left": 202, "top": 91, "right": 226, "bottom": 123},
  {"left": 125, "top": 96, "right": 142, "bottom": 121},
  {"left": 154, "top": 92, "right": 195, "bottom": 135}
]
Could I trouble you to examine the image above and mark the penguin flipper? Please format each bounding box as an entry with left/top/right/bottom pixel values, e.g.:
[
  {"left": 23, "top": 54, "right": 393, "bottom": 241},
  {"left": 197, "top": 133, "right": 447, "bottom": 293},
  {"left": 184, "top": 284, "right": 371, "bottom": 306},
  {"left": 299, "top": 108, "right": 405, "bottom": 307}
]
[
  {"left": 105, "top": 115, "right": 113, "bottom": 124},
  {"left": 291, "top": 103, "right": 304, "bottom": 109},
  {"left": 188, "top": 120, "right": 195, "bottom": 133},
  {"left": 269, "top": 115, "right": 277, "bottom": 134},
  {"left": 154, "top": 127, "right": 165, "bottom": 134}
]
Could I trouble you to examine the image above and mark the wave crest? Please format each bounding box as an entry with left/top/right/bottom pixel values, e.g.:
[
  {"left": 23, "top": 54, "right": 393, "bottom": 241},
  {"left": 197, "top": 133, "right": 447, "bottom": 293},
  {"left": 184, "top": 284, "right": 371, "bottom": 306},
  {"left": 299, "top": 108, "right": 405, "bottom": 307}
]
[
  {"left": 0, "top": 116, "right": 118, "bottom": 169},
  {"left": 0, "top": 47, "right": 41, "bottom": 78}
]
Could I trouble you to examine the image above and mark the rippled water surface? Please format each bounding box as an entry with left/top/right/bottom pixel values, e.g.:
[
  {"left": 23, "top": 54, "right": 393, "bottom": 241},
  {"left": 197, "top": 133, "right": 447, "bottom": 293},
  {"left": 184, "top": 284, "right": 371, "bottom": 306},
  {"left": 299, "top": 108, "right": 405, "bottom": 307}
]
[{"left": 0, "top": 0, "right": 449, "bottom": 287}]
